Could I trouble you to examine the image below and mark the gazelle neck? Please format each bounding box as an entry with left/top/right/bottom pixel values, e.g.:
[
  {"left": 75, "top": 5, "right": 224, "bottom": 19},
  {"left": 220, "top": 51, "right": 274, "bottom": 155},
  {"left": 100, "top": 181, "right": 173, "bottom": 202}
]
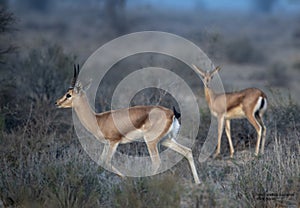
[
  {"left": 73, "top": 92, "right": 103, "bottom": 141},
  {"left": 204, "top": 86, "right": 217, "bottom": 108}
]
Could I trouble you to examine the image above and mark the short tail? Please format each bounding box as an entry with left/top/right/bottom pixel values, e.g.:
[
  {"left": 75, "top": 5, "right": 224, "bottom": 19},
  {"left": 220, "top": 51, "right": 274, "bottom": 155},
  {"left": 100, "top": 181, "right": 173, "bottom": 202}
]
[
  {"left": 173, "top": 106, "right": 181, "bottom": 119},
  {"left": 254, "top": 96, "right": 267, "bottom": 118}
]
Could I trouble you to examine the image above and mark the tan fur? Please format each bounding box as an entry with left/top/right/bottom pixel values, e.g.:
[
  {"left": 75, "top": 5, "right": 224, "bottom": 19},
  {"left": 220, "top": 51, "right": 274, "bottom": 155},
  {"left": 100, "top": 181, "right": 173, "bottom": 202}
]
[
  {"left": 192, "top": 65, "right": 267, "bottom": 158},
  {"left": 55, "top": 66, "right": 200, "bottom": 184}
]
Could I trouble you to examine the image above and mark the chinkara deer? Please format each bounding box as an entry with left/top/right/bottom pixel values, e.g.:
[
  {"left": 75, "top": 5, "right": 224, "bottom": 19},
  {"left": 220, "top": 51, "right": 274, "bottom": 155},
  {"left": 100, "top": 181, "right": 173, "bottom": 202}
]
[
  {"left": 55, "top": 65, "right": 200, "bottom": 184},
  {"left": 192, "top": 64, "right": 267, "bottom": 158}
]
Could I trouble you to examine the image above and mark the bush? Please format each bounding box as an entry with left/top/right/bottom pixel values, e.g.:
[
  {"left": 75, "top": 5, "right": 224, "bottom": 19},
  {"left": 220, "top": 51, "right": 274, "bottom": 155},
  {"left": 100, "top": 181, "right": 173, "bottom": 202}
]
[
  {"left": 225, "top": 38, "right": 265, "bottom": 64},
  {"left": 0, "top": 130, "right": 110, "bottom": 207},
  {"left": 1, "top": 44, "right": 76, "bottom": 132},
  {"left": 232, "top": 136, "right": 299, "bottom": 207},
  {"left": 0, "top": 7, "right": 16, "bottom": 63}
]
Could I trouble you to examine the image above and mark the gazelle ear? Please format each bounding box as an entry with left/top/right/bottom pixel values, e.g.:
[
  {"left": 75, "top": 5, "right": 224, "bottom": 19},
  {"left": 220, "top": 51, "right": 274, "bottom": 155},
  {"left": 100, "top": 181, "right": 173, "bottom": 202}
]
[
  {"left": 192, "top": 64, "right": 206, "bottom": 77},
  {"left": 74, "top": 81, "right": 82, "bottom": 94},
  {"left": 82, "top": 79, "right": 92, "bottom": 91}
]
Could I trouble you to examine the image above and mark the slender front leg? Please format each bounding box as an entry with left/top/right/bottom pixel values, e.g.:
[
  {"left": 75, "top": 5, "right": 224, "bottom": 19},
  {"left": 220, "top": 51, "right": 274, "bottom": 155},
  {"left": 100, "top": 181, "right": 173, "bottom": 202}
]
[
  {"left": 214, "top": 116, "right": 225, "bottom": 158},
  {"left": 225, "top": 119, "right": 234, "bottom": 158},
  {"left": 99, "top": 143, "right": 109, "bottom": 165},
  {"left": 145, "top": 140, "right": 161, "bottom": 174},
  {"left": 101, "top": 141, "right": 124, "bottom": 177}
]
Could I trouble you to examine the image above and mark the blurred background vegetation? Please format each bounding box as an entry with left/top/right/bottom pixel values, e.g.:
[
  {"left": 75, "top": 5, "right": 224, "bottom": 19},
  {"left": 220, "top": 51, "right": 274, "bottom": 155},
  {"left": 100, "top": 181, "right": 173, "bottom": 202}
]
[{"left": 0, "top": 0, "right": 299, "bottom": 207}]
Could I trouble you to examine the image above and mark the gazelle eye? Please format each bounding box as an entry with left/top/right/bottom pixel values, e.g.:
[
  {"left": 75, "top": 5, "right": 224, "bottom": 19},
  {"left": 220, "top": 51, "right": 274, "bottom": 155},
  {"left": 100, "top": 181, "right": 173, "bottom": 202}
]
[{"left": 66, "top": 94, "right": 71, "bottom": 98}]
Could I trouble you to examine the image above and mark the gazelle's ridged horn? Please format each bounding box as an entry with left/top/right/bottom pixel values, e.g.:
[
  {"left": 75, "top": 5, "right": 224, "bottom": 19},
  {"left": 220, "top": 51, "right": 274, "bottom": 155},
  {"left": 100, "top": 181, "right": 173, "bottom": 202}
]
[
  {"left": 70, "top": 64, "right": 78, "bottom": 88},
  {"left": 77, "top": 64, "right": 80, "bottom": 75}
]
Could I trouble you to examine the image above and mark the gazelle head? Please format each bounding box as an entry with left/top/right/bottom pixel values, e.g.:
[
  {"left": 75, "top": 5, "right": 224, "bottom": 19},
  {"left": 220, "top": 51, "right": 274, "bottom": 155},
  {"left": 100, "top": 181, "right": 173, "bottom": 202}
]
[
  {"left": 192, "top": 65, "right": 221, "bottom": 88},
  {"left": 55, "top": 64, "right": 82, "bottom": 108}
]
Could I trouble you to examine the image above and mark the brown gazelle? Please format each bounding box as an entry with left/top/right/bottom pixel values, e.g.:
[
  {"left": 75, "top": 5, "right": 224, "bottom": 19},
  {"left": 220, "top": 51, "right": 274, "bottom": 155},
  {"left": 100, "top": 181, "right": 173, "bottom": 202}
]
[
  {"left": 55, "top": 65, "right": 200, "bottom": 184},
  {"left": 192, "top": 65, "right": 267, "bottom": 158}
]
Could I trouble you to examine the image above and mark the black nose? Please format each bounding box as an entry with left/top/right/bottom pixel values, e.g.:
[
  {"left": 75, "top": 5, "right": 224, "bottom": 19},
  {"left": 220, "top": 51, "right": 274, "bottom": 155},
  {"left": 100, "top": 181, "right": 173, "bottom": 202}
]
[{"left": 55, "top": 101, "right": 57, "bottom": 105}]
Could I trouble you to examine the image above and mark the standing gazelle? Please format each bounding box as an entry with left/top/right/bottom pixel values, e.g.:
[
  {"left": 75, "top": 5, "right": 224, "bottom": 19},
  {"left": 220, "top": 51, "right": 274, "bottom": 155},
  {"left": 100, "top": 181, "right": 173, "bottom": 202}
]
[
  {"left": 55, "top": 65, "right": 200, "bottom": 184},
  {"left": 192, "top": 65, "right": 267, "bottom": 158}
]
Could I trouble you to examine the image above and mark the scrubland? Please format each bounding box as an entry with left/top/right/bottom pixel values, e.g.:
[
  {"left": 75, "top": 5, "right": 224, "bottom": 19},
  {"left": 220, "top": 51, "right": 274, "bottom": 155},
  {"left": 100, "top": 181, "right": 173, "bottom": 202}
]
[{"left": 0, "top": 1, "right": 299, "bottom": 207}]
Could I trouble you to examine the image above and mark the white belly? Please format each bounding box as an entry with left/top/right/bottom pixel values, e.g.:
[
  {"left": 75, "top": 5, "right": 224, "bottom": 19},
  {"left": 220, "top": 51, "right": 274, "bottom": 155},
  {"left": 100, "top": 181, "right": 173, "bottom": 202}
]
[{"left": 121, "top": 129, "right": 144, "bottom": 144}]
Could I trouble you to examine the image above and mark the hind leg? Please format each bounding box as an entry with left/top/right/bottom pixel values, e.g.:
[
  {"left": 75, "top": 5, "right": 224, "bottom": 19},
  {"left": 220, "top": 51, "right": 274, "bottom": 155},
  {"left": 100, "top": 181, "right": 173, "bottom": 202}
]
[
  {"left": 256, "top": 114, "right": 266, "bottom": 154},
  {"left": 162, "top": 138, "right": 200, "bottom": 184},
  {"left": 145, "top": 139, "right": 161, "bottom": 174},
  {"left": 246, "top": 113, "right": 262, "bottom": 156}
]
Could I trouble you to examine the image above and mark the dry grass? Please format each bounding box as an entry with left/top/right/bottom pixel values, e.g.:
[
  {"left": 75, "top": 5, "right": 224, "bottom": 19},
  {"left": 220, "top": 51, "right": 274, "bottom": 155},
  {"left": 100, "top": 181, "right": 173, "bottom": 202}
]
[
  {"left": 0, "top": 3, "right": 299, "bottom": 207},
  {"left": 1, "top": 58, "right": 299, "bottom": 207}
]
